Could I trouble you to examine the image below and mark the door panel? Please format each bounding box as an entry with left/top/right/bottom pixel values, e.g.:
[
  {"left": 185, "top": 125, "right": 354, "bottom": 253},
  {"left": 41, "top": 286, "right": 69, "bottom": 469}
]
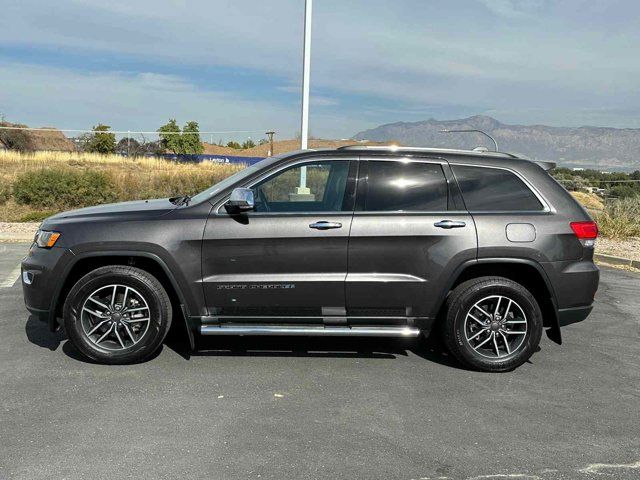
[
  {"left": 346, "top": 157, "right": 477, "bottom": 320},
  {"left": 202, "top": 213, "right": 352, "bottom": 314},
  {"left": 201, "top": 158, "right": 356, "bottom": 319},
  {"left": 346, "top": 212, "right": 476, "bottom": 318}
]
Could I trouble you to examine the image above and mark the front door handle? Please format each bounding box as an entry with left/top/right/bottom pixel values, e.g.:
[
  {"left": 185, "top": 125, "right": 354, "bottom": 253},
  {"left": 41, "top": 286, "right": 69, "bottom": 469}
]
[
  {"left": 309, "top": 221, "right": 342, "bottom": 230},
  {"left": 434, "top": 220, "right": 466, "bottom": 229}
]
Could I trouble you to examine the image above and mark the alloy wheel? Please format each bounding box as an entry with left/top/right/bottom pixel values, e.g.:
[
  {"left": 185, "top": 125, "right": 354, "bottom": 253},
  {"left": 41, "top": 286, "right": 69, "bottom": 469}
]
[
  {"left": 80, "top": 284, "right": 151, "bottom": 351},
  {"left": 463, "top": 294, "right": 528, "bottom": 359}
]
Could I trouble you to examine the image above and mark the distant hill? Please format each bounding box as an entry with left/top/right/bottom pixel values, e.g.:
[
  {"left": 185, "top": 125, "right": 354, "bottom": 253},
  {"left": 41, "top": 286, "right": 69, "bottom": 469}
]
[
  {"left": 354, "top": 115, "right": 640, "bottom": 171},
  {"left": 0, "top": 122, "right": 76, "bottom": 152}
]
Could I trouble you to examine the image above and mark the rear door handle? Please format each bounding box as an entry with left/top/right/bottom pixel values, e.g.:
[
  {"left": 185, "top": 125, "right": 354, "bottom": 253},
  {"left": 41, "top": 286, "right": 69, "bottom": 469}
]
[
  {"left": 309, "top": 221, "right": 342, "bottom": 230},
  {"left": 434, "top": 220, "right": 466, "bottom": 229}
]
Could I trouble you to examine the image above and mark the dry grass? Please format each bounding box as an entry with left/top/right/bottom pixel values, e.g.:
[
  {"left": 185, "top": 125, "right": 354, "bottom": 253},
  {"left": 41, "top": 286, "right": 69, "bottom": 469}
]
[
  {"left": 569, "top": 189, "right": 640, "bottom": 239},
  {"left": 593, "top": 197, "right": 640, "bottom": 239},
  {"left": 0, "top": 150, "right": 245, "bottom": 221},
  {"left": 570, "top": 191, "right": 604, "bottom": 211}
]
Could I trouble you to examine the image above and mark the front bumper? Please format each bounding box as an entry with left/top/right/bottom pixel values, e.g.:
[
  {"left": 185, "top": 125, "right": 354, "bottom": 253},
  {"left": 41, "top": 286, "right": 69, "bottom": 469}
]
[{"left": 21, "top": 244, "right": 74, "bottom": 331}]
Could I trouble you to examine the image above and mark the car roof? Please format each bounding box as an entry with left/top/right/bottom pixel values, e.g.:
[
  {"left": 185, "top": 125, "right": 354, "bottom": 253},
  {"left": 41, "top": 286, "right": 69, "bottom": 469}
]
[
  {"left": 288, "top": 146, "right": 556, "bottom": 171},
  {"left": 335, "top": 145, "right": 520, "bottom": 159}
]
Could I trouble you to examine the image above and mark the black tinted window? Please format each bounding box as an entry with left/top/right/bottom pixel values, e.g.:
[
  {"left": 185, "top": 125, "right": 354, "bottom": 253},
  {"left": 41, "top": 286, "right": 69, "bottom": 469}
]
[
  {"left": 365, "top": 161, "right": 448, "bottom": 211},
  {"left": 453, "top": 165, "right": 543, "bottom": 211}
]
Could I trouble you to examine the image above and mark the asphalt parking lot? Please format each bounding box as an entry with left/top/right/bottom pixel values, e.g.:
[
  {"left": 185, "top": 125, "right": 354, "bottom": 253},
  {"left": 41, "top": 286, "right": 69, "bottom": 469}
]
[{"left": 1, "top": 242, "right": 639, "bottom": 480}]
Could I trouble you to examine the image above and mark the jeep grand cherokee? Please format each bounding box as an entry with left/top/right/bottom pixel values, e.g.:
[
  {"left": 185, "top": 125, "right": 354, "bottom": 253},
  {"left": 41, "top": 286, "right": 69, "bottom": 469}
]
[{"left": 21, "top": 146, "right": 599, "bottom": 371}]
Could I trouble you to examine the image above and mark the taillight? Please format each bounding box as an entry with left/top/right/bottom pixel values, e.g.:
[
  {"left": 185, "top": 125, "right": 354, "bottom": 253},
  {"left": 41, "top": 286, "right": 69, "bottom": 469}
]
[{"left": 570, "top": 221, "right": 598, "bottom": 247}]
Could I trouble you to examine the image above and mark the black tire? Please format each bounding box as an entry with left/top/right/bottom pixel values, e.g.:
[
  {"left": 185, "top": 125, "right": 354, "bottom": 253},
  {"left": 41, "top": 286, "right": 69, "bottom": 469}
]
[
  {"left": 443, "top": 276, "right": 543, "bottom": 372},
  {"left": 63, "top": 266, "right": 172, "bottom": 364}
]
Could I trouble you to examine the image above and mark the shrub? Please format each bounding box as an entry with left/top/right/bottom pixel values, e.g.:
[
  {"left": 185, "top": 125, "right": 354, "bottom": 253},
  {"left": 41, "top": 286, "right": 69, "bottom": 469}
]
[
  {"left": 13, "top": 168, "right": 117, "bottom": 209},
  {"left": 594, "top": 197, "right": 640, "bottom": 239},
  {"left": 0, "top": 179, "right": 11, "bottom": 204},
  {"left": 18, "top": 210, "right": 57, "bottom": 222}
]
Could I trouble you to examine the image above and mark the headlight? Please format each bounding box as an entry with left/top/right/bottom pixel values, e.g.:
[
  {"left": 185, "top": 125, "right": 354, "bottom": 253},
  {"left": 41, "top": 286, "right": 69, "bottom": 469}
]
[{"left": 35, "top": 230, "right": 61, "bottom": 248}]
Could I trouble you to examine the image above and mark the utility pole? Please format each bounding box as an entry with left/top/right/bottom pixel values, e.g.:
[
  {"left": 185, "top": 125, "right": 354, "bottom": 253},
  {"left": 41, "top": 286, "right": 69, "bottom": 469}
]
[
  {"left": 297, "top": 0, "right": 312, "bottom": 195},
  {"left": 265, "top": 131, "right": 275, "bottom": 157}
]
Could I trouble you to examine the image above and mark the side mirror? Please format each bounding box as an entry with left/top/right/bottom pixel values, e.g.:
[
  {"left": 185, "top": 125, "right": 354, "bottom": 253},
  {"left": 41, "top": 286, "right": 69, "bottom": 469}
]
[{"left": 225, "top": 188, "right": 255, "bottom": 213}]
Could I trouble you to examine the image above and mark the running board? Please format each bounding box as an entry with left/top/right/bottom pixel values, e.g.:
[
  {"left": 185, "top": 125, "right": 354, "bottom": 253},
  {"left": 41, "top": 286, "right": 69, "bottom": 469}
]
[{"left": 199, "top": 325, "right": 421, "bottom": 337}]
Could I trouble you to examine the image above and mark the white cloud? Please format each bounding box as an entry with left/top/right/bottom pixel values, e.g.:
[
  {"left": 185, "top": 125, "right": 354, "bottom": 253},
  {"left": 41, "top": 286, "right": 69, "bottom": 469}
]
[
  {"left": 0, "top": 62, "right": 292, "bottom": 133},
  {"left": 2, "top": 0, "right": 640, "bottom": 134}
]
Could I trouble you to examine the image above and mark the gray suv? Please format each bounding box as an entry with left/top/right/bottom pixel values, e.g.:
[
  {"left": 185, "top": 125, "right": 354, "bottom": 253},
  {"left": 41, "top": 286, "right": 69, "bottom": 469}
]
[{"left": 21, "top": 146, "right": 599, "bottom": 371}]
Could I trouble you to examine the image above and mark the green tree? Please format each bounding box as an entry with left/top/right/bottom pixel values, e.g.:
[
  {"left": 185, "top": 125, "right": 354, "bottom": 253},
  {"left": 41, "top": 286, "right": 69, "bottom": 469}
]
[
  {"left": 158, "top": 119, "right": 203, "bottom": 154},
  {"left": 157, "top": 119, "right": 183, "bottom": 154},
  {"left": 182, "top": 121, "right": 204, "bottom": 154},
  {"left": 226, "top": 141, "right": 241, "bottom": 149},
  {"left": 86, "top": 124, "right": 116, "bottom": 154}
]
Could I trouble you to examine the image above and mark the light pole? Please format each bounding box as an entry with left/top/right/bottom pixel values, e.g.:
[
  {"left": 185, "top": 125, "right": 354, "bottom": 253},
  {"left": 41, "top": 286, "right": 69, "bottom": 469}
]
[
  {"left": 439, "top": 129, "right": 499, "bottom": 152},
  {"left": 297, "top": 0, "right": 313, "bottom": 195},
  {"left": 300, "top": 0, "right": 312, "bottom": 150}
]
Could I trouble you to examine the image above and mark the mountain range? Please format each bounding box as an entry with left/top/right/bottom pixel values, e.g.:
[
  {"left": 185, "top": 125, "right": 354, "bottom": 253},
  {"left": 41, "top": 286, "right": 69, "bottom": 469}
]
[{"left": 353, "top": 116, "right": 640, "bottom": 171}]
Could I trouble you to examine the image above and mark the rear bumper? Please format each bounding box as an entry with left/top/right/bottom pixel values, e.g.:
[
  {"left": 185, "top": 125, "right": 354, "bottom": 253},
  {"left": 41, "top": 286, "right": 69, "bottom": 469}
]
[
  {"left": 541, "top": 259, "right": 599, "bottom": 311},
  {"left": 557, "top": 305, "right": 593, "bottom": 327}
]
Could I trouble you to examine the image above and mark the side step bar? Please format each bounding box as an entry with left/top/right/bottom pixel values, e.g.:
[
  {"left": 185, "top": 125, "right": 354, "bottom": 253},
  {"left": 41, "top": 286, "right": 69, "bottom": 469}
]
[{"left": 200, "top": 325, "right": 421, "bottom": 337}]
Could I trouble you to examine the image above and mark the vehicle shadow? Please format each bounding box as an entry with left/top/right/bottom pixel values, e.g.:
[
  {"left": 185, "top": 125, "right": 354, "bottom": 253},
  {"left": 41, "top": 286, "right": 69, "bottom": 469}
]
[
  {"left": 25, "top": 314, "right": 467, "bottom": 370},
  {"left": 25, "top": 315, "right": 66, "bottom": 351},
  {"left": 24, "top": 313, "right": 165, "bottom": 364},
  {"left": 189, "top": 332, "right": 467, "bottom": 369}
]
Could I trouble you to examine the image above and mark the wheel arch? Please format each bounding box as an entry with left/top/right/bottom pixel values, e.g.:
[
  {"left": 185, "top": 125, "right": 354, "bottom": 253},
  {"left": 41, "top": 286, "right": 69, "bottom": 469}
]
[
  {"left": 50, "top": 251, "right": 195, "bottom": 348},
  {"left": 435, "top": 258, "right": 561, "bottom": 344}
]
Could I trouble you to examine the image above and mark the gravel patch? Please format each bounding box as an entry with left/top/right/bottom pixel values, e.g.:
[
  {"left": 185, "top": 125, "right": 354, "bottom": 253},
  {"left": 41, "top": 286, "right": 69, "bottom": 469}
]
[
  {"left": 597, "top": 237, "right": 640, "bottom": 261},
  {"left": 0, "top": 222, "right": 39, "bottom": 242}
]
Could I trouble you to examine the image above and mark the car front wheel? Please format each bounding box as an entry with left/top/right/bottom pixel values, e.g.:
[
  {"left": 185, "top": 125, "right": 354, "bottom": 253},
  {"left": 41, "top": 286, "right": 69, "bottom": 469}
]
[{"left": 63, "top": 265, "right": 172, "bottom": 364}]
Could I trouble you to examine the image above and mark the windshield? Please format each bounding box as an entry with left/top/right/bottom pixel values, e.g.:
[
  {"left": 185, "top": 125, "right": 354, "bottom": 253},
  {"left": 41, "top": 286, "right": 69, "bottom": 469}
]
[{"left": 190, "top": 155, "right": 284, "bottom": 204}]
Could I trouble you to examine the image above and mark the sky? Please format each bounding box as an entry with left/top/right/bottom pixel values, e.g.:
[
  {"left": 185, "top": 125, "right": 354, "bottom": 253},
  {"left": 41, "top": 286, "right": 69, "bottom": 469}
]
[{"left": 1, "top": 0, "right": 640, "bottom": 142}]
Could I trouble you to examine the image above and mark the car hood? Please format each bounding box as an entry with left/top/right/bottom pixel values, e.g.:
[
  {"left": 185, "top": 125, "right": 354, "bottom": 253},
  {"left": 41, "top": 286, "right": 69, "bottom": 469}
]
[{"left": 44, "top": 198, "right": 178, "bottom": 225}]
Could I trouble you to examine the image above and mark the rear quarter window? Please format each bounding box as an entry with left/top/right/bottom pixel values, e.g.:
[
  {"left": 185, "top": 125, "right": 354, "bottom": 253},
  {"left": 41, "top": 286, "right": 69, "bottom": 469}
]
[{"left": 452, "top": 165, "right": 543, "bottom": 211}]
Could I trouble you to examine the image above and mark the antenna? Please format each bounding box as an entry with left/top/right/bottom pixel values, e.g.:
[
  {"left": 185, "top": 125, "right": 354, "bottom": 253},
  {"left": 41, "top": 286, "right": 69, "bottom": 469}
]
[{"left": 439, "top": 129, "right": 499, "bottom": 152}]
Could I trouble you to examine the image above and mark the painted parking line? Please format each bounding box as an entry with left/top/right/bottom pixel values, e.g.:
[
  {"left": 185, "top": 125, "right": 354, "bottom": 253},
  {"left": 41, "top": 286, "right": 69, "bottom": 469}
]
[{"left": 0, "top": 264, "right": 22, "bottom": 288}]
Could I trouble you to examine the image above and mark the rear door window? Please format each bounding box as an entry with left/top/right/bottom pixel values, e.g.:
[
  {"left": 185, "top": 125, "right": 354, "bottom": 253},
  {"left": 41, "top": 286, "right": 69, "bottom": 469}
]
[
  {"left": 452, "top": 165, "right": 543, "bottom": 211},
  {"left": 364, "top": 160, "right": 448, "bottom": 212}
]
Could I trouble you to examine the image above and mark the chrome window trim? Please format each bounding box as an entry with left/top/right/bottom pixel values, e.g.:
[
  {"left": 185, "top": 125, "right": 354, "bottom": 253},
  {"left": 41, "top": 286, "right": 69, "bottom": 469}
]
[
  {"left": 449, "top": 162, "right": 553, "bottom": 213},
  {"left": 213, "top": 157, "right": 354, "bottom": 215}
]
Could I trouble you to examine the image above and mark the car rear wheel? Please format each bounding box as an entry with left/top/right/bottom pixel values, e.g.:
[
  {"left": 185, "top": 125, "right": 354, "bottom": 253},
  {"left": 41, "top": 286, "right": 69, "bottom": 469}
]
[
  {"left": 63, "top": 266, "right": 172, "bottom": 364},
  {"left": 443, "top": 276, "right": 543, "bottom": 372}
]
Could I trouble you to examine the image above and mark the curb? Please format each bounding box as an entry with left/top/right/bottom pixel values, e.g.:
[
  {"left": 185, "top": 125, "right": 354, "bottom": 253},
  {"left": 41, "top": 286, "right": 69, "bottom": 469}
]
[{"left": 594, "top": 253, "right": 640, "bottom": 269}]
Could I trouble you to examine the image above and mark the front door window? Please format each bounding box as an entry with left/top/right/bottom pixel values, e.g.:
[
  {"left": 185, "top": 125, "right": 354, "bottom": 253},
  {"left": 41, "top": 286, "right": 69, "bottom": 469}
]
[{"left": 252, "top": 160, "right": 351, "bottom": 213}]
